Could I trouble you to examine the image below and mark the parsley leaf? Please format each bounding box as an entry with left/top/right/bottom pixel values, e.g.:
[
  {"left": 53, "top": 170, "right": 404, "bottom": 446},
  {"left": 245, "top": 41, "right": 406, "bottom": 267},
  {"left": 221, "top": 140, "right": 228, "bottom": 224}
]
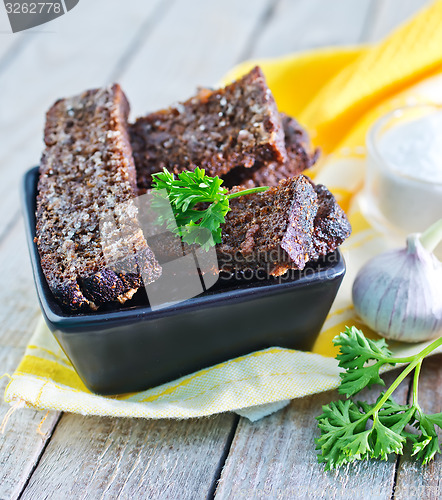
[
  {"left": 316, "top": 399, "right": 371, "bottom": 469},
  {"left": 316, "top": 394, "right": 415, "bottom": 470},
  {"left": 338, "top": 363, "right": 386, "bottom": 397},
  {"left": 334, "top": 326, "right": 396, "bottom": 397},
  {"left": 151, "top": 168, "right": 268, "bottom": 250},
  {"left": 334, "top": 326, "right": 393, "bottom": 370},
  {"left": 316, "top": 327, "right": 442, "bottom": 469},
  {"left": 412, "top": 411, "right": 442, "bottom": 464},
  {"left": 370, "top": 418, "right": 407, "bottom": 460}
]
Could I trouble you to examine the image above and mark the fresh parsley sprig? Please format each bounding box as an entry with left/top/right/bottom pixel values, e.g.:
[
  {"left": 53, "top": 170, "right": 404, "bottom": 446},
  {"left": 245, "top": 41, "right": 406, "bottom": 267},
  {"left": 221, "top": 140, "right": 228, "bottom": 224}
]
[
  {"left": 151, "top": 167, "right": 269, "bottom": 250},
  {"left": 316, "top": 326, "right": 442, "bottom": 470}
]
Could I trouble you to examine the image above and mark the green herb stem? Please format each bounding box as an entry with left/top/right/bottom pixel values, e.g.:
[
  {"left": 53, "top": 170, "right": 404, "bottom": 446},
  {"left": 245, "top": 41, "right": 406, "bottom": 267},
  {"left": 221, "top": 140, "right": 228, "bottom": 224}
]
[
  {"left": 384, "top": 355, "right": 418, "bottom": 364},
  {"left": 317, "top": 328, "right": 442, "bottom": 469},
  {"left": 372, "top": 336, "right": 442, "bottom": 415},
  {"left": 412, "top": 359, "right": 422, "bottom": 409},
  {"left": 151, "top": 168, "right": 270, "bottom": 249},
  {"left": 419, "top": 218, "right": 442, "bottom": 253},
  {"left": 373, "top": 360, "right": 420, "bottom": 415},
  {"left": 380, "top": 336, "right": 442, "bottom": 366},
  {"left": 227, "top": 186, "right": 270, "bottom": 200}
]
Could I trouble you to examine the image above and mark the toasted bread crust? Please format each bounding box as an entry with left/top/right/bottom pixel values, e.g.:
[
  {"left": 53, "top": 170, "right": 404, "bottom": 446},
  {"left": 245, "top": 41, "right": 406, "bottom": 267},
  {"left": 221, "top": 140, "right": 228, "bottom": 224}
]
[
  {"left": 130, "top": 67, "right": 287, "bottom": 191},
  {"left": 222, "top": 114, "right": 319, "bottom": 189},
  {"left": 36, "top": 84, "right": 161, "bottom": 312},
  {"left": 217, "top": 176, "right": 351, "bottom": 276}
]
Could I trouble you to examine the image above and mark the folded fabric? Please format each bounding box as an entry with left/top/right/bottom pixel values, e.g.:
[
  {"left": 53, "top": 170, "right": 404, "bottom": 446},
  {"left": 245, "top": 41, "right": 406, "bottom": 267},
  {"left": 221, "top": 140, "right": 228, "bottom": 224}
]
[{"left": 5, "top": 0, "right": 442, "bottom": 421}]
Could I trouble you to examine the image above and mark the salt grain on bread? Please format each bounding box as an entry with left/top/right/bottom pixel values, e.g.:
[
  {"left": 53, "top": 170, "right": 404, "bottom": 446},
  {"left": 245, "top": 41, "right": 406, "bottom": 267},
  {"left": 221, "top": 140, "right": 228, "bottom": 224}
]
[
  {"left": 217, "top": 176, "right": 351, "bottom": 277},
  {"left": 36, "top": 84, "right": 161, "bottom": 312},
  {"left": 222, "top": 113, "right": 319, "bottom": 189},
  {"left": 130, "top": 66, "right": 287, "bottom": 192}
]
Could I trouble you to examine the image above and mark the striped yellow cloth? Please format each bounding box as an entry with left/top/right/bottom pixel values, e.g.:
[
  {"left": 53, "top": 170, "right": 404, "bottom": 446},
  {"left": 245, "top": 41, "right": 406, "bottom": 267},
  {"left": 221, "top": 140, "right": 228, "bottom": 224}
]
[{"left": 5, "top": 1, "right": 442, "bottom": 421}]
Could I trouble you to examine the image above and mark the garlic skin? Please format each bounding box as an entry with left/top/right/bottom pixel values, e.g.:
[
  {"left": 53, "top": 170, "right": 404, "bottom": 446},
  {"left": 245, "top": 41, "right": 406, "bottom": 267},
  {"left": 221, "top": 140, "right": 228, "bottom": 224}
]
[{"left": 352, "top": 234, "right": 442, "bottom": 343}]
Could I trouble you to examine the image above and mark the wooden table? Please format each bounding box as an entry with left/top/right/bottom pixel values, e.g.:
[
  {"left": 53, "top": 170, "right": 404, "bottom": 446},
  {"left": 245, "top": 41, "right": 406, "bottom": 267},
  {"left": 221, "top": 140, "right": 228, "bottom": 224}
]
[{"left": 1, "top": 1, "right": 440, "bottom": 498}]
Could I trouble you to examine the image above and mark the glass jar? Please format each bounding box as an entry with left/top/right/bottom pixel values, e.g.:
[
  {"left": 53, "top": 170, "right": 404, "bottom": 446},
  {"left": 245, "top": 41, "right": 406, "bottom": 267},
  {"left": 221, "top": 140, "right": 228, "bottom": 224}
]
[{"left": 362, "top": 104, "right": 442, "bottom": 253}]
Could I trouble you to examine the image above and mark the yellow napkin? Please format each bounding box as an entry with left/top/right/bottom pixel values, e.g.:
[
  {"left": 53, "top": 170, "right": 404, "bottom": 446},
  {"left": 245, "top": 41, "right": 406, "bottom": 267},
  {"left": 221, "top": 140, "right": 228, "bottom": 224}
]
[{"left": 5, "top": 0, "right": 442, "bottom": 420}]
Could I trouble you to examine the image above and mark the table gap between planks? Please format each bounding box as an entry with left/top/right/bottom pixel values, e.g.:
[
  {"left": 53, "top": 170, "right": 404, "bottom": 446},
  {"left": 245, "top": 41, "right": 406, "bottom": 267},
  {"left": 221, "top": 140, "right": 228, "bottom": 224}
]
[{"left": 0, "top": 1, "right": 437, "bottom": 499}]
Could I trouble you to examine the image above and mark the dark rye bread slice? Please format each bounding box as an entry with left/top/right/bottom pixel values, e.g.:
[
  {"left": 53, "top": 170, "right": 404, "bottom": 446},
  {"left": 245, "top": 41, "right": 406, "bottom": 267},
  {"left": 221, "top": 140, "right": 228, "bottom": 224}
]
[
  {"left": 311, "top": 183, "right": 352, "bottom": 260},
  {"left": 222, "top": 113, "right": 320, "bottom": 189},
  {"left": 36, "top": 84, "right": 162, "bottom": 312},
  {"left": 130, "top": 66, "right": 287, "bottom": 192},
  {"left": 217, "top": 175, "right": 351, "bottom": 277}
]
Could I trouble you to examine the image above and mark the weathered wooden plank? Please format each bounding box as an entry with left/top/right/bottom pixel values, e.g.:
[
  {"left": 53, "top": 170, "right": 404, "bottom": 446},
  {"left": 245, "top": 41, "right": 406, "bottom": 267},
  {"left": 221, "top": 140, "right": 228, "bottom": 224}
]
[
  {"left": 119, "top": 0, "right": 273, "bottom": 115},
  {"left": 0, "top": 346, "right": 60, "bottom": 500},
  {"left": 20, "top": 413, "right": 237, "bottom": 500},
  {"left": 365, "top": 0, "right": 430, "bottom": 41},
  {"left": 3, "top": 3, "right": 435, "bottom": 500},
  {"left": 213, "top": 4, "right": 439, "bottom": 497},
  {"left": 0, "top": 0, "right": 168, "bottom": 240},
  {"left": 215, "top": 371, "right": 410, "bottom": 500},
  {"left": 394, "top": 354, "right": 442, "bottom": 500},
  {"left": 0, "top": 219, "right": 60, "bottom": 499},
  {"left": 0, "top": 3, "right": 173, "bottom": 495},
  {"left": 3, "top": 3, "right": 273, "bottom": 498},
  {"left": 0, "top": 218, "right": 40, "bottom": 349},
  {"left": 248, "top": 0, "right": 373, "bottom": 59}
]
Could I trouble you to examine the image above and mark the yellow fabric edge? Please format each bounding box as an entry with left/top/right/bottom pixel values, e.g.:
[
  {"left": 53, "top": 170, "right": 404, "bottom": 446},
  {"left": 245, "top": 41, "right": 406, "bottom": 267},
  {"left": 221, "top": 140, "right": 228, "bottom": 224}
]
[{"left": 4, "top": 1, "right": 442, "bottom": 419}]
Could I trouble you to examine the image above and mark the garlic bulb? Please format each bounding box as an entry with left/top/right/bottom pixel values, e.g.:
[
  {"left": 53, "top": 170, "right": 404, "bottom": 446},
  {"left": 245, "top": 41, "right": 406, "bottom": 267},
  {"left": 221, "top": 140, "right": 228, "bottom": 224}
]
[{"left": 352, "top": 219, "right": 442, "bottom": 343}]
